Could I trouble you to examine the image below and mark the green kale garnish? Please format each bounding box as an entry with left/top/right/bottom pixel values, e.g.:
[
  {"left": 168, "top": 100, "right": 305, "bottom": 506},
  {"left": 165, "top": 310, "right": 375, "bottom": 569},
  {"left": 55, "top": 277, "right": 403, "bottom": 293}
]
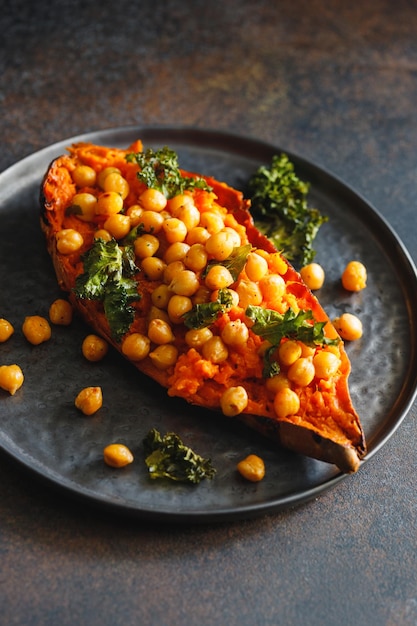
[
  {"left": 246, "top": 305, "right": 339, "bottom": 377},
  {"left": 183, "top": 288, "right": 233, "bottom": 330},
  {"left": 247, "top": 153, "right": 327, "bottom": 267},
  {"left": 74, "top": 239, "right": 140, "bottom": 341},
  {"left": 143, "top": 428, "right": 216, "bottom": 484},
  {"left": 126, "top": 146, "right": 212, "bottom": 198}
]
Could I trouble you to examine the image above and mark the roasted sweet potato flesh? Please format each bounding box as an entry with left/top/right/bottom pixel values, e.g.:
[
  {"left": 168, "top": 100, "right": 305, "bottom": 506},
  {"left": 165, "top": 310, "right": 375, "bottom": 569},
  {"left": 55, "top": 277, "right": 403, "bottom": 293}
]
[{"left": 40, "top": 141, "right": 366, "bottom": 473}]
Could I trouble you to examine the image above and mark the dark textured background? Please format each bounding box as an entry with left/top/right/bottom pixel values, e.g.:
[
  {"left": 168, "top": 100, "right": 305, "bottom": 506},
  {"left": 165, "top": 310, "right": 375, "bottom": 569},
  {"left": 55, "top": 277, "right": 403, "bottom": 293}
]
[{"left": 1, "top": 1, "right": 417, "bottom": 624}]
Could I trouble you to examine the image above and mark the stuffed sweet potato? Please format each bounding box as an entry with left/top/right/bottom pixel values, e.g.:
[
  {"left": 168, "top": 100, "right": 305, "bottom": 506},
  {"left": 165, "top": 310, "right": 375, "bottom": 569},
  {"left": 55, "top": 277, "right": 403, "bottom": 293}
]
[{"left": 40, "top": 140, "right": 366, "bottom": 473}]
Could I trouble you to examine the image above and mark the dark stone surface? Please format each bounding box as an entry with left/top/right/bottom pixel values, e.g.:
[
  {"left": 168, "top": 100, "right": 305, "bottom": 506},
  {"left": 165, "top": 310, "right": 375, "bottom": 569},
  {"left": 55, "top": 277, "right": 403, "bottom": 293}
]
[{"left": 1, "top": 1, "right": 417, "bottom": 624}]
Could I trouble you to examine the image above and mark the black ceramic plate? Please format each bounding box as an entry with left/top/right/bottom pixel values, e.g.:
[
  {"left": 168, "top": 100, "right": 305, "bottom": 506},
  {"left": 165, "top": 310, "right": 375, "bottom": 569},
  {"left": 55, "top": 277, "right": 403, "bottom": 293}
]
[{"left": 1, "top": 126, "right": 417, "bottom": 523}]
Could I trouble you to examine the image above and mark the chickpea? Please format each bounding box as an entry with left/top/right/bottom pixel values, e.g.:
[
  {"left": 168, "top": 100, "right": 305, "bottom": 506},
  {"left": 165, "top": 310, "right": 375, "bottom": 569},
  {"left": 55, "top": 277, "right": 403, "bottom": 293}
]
[
  {"left": 94, "top": 228, "right": 112, "bottom": 242},
  {"left": 313, "top": 350, "right": 341, "bottom": 379},
  {"left": 245, "top": 252, "right": 269, "bottom": 282},
  {"left": 102, "top": 172, "right": 130, "bottom": 199},
  {"left": 220, "top": 386, "right": 248, "bottom": 416},
  {"left": 164, "top": 242, "right": 190, "bottom": 264},
  {"left": 193, "top": 286, "right": 211, "bottom": 305},
  {"left": 71, "top": 164, "right": 97, "bottom": 188},
  {"left": 273, "top": 387, "right": 300, "bottom": 419},
  {"left": 169, "top": 270, "right": 200, "bottom": 297},
  {"left": 121, "top": 333, "right": 151, "bottom": 361},
  {"left": 141, "top": 256, "right": 166, "bottom": 281},
  {"left": 278, "top": 340, "right": 302, "bottom": 367},
  {"left": 185, "top": 326, "right": 213, "bottom": 349},
  {"left": 205, "top": 265, "right": 234, "bottom": 290},
  {"left": 149, "top": 344, "right": 179, "bottom": 370},
  {"left": 138, "top": 210, "right": 164, "bottom": 234},
  {"left": 300, "top": 263, "right": 325, "bottom": 290},
  {"left": 22, "top": 315, "right": 51, "bottom": 345},
  {"left": 237, "top": 454, "right": 265, "bottom": 482},
  {"left": 139, "top": 188, "right": 167, "bottom": 212},
  {"left": 103, "top": 213, "right": 131, "bottom": 239},
  {"left": 184, "top": 243, "right": 209, "bottom": 272},
  {"left": 75, "top": 386, "right": 103, "bottom": 416},
  {"left": 199, "top": 211, "right": 224, "bottom": 234},
  {"left": 221, "top": 319, "right": 249, "bottom": 347},
  {"left": 125, "top": 204, "right": 144, "bottom": 226},
  {"left": 96, "top": 191, "right": 124, "bottom": 216},
  {"left": 287, "top": 357, "right": 315, "bottom": 387},
  {"left": 163, "top": 260, "right": 185, "bottom": 284},
  {"left": 341, "top": 260, "right": 367, "bottom": 291},
  {"left": 0, "top": 318, "right": 14, "bottom": 342},
  {"left": 205, "top": 231, "right": 235, "bottom": 261},
  {"left": 147, "top": 318, "right": 175, "bottom": 344},
  {"left": 176, "top": 203, "right": 200, "bottom": 231},
  {"left": 82, "top": 334, "right": 108, "bottom": 362},
  {"left": 148, "top": 306, "right": 170, "bottom": 325},
  {"left": 0, "top": 364, "right": 24, "bottom": 395},
  {"left": 186, "top": 226, "right": 211, "bottom": 245},
  {"left": 167, "top": 193, "right": 194, "bottom": 215},
  {"left": 162, "top": 217, "right": 188, "bottom": 244},
  {"left": 134, "top": 233, "right": 160, "bottom": 259},
  {"left": 265, "top": 372, "right": 291, "bottom": 395},
  {"left": 202, "top": 336, "right": 228, "bottom": 363},
  {"left": 103, "top": 443, "right": 134, "bottom": 468},
  {"left": 151, "top": 284, "right": 172, "bottom": 309},
  {"left": 167, "top": 295, "right": 193, "bottom": 324},
  {"left": 235, "top": 279, "right": 262, "bottom": 309},
  {"left": 70, "top": 192, "right": 98, "bottom": 222},
  {"left": 49, "top": 299, "right": 73, "bottom": 326},
  {"left": 97, "top": 166, "right": 121, "bottom": 189},
  {"left": 222, "top": 226, "right": 241, "bottom": 248},
  {"left": 333, "top": 313, "right": 363, "bottom": 341},
  {"left": 56, "top": 229, "right": 84, "bottom": 254}
]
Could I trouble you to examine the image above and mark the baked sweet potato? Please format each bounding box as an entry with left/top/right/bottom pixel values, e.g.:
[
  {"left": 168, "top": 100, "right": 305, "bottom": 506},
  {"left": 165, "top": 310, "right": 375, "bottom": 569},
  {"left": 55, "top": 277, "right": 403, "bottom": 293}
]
[{"left": 40, "top": 140, "right": 366, "bottom": 473}]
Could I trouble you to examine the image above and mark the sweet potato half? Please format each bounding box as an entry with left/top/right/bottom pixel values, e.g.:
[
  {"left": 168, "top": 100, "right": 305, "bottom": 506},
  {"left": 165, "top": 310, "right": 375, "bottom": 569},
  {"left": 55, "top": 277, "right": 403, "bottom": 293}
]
[{"left": 40, "top": 140, "right": 366, "bottom": 473}]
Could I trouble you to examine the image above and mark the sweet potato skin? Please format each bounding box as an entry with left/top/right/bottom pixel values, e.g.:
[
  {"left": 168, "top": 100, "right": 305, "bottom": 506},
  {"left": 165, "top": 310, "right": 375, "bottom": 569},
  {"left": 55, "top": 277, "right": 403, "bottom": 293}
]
[{"left": 40, "top": 142, "right": 366, "bottom": 473}]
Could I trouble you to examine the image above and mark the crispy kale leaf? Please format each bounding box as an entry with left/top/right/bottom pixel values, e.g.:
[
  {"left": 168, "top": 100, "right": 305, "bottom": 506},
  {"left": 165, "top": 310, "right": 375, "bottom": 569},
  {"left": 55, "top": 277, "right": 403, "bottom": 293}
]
[
  {"left": 246, "top": 305, "right": 339, "bottom": 377},
  {"left": 126, "top": 146, "right": 212, "bottom": 198},
  {"left": 143, "top": 429, "right": 216, "bottom": 484},
  {"left": 183, "top": 288, "right": 233, "bottom": 329},
  {"left": 74, "top": 239, "right": 139, "bottom": 341},
  {"left": 247, "top": 153, "right": 327, "bottom": 267}
]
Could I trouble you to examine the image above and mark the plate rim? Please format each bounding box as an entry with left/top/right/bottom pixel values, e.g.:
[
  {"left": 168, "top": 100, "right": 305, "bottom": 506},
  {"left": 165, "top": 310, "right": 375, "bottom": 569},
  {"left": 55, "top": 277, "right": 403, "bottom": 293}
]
[{"left": 1, "top": 124, "right": 417, "bottom": 522}]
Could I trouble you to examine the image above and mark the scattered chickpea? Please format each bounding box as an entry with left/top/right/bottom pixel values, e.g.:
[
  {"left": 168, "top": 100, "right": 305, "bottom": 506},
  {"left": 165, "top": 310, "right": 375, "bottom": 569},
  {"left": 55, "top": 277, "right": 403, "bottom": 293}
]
[
  {"left": 103, "top": 443, "right": 134, "bottom": 468},
  {"left": 97, "top": 166, "right": 121, "bottom": 189},
  {"left": 139, "top": 188, "right": 167, "bottom": 212},
  {"left": 75, "top": 386, "right": 103, "bottom": 416},
  {"left": 121, "top": 333, "right": 151, "bottom": 361},
  {"left": 0, "top": 318, "right": 14, "bottom": 342},
  {"left": 202, "top": 336, "right": 229, "bottom": 364},
  {"left": 49, "top": 299, "right": 73, "bottom": 326},
  {"left": 220, "top": 385, "right": 248, "bottom": 416},
  {"left": 82, "top": 334, "right": 109, "bottom": 361},
  {"left": 237, "top": 454, "right": 265, "bottom": 482},
  {"left": 70, "top": 192, "right": 98, "bottom": 222},
  {"left": 341, "top": 260, "right": 367, "bottom": 291},
  {"left": 300, "top": 263, "right": 325, "bottom": 290},
  {"left": 22, "top": 315, "right": 51, "bottom": 345},
  {"left": 96, "top": 191, "right": 124, "bottom": 216},
  {"left": 0, "top": 364, "right": 24, "bottom": 395},
  {"left": 333, "top": 313, "right": 363, "bottom": 341}
]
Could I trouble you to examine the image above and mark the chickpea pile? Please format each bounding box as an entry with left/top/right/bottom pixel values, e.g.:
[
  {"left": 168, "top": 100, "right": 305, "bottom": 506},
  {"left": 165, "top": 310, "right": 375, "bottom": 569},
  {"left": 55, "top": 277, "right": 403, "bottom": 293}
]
[{"left": 57, "top": 162, "right": 370, "bottom": 427}]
